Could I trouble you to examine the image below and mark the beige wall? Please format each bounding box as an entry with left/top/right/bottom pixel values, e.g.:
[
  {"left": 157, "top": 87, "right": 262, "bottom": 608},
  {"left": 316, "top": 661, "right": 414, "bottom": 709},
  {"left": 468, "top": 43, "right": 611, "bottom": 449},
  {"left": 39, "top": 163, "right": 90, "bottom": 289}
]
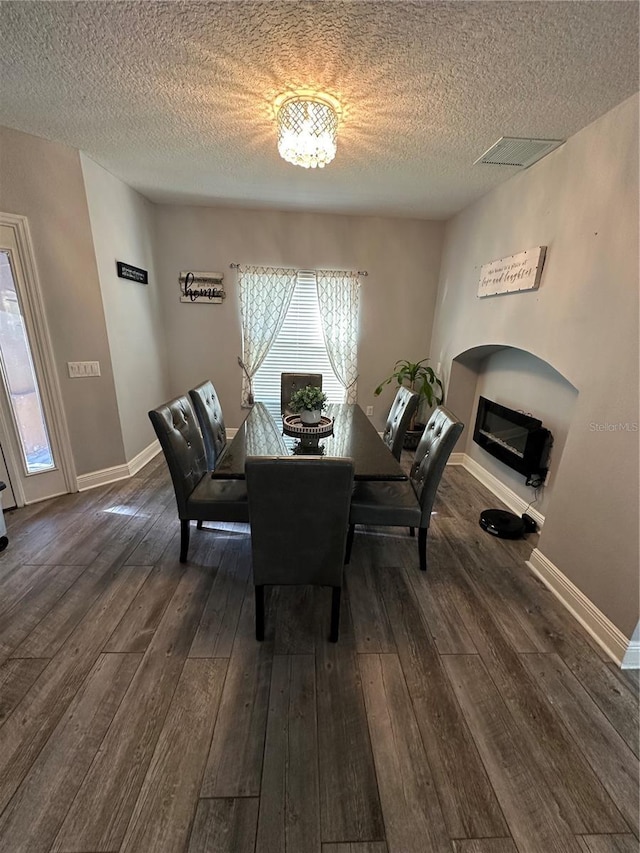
[
  {"left": 153, "top": 206, "right": 445, "bottom": 432},
  {"left": 81, "top": 154, "right": 170, "bottom": 461},
  {"left": 0, "top": 126, "right": 125, "bottom": 475},
  {"left": 430, "top": 94, "right": 639, "bottom": 637}
]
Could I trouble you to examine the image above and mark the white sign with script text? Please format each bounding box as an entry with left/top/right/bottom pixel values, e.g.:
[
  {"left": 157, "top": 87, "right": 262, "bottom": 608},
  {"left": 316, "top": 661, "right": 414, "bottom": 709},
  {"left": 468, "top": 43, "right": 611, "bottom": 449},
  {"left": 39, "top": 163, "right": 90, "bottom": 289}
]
[{"left": 478, "top": 247, "right": 546, "bottom": 297}]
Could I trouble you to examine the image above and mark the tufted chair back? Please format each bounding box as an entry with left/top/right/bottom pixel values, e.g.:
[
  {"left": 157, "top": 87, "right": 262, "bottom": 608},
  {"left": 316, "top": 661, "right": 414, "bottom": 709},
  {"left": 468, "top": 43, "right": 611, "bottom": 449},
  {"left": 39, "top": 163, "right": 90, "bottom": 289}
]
[
  {"left": 383, "top": 386, "right": 420, "bottom": 461},
  {"left": 281, "top": 372, "right": 322, "bottom": 414},
  {"left": 149, "top": 395, "right": 207, "bottom": 517},
  {"left": 410, "top": 406, "right": 464, "bottom": 527},
  {"left": 189, "top": 380, "right": 227, "bottom": 470}
]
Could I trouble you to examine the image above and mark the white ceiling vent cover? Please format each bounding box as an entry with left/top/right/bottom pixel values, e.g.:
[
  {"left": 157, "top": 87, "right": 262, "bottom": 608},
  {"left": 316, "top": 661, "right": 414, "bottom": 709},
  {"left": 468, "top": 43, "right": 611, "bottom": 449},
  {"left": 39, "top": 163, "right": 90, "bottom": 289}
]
[{"left": 474, "top": 137, "right": 564, "bottom": 168}]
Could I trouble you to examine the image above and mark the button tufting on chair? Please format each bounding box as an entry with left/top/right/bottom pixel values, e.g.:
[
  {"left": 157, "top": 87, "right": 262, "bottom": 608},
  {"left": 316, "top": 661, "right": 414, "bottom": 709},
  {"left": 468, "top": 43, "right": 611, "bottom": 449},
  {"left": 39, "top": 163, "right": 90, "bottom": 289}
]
[
  {"left": 149, "top": 394, "right": 247, "bottom": 563},
  {"left": 382, "top": 386, "right": 420, "bottom": 461},
  {"left": 189, "top": 380, "right": 228, "bottom": 471},
  {"left": 346, "top": 406, "right": 463, "bottom": 573}
]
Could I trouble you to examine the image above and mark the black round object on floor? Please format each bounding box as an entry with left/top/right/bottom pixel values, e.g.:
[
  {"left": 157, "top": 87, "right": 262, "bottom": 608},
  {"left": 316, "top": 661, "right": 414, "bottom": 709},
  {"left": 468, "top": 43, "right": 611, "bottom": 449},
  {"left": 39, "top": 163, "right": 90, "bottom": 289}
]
[{"left": 479, "top": 508, "right": 525, "bottom": 539}]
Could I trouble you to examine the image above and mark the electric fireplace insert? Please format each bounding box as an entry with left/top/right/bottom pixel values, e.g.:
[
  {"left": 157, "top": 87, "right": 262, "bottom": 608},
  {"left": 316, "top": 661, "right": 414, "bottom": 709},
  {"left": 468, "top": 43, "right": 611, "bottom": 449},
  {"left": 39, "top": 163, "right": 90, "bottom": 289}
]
[{"left": 473, "top": 396, "right": 552, "bottom": 482}]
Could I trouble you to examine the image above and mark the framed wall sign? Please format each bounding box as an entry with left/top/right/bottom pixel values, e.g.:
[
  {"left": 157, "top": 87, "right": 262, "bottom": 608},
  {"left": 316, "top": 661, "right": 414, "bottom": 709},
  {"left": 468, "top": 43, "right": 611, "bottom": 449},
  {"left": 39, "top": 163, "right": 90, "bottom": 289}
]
[
  {"left": 478, "top": 246, "right": 546, "bottom": 297},
  {"left": 116, "top": 261, "right": 148, "bottom": 284},
  {"left": 179, "top": 271, "right": 226, "bottom": 303}
]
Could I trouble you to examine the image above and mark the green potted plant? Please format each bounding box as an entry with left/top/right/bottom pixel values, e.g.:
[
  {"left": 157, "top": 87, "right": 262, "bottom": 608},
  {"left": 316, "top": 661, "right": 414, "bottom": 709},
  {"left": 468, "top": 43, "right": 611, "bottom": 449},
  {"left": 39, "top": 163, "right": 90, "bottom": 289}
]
[
  {"left": 375, "top": 358, "right": 444, "bottom": 448},
  {"left": 288, "top": 385, "right": 328, "bottom": 425}
]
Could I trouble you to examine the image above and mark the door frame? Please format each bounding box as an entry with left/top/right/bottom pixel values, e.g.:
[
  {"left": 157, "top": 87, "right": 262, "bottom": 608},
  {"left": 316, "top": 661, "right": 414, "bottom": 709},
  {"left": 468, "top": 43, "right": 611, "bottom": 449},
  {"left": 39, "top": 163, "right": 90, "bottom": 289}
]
[{"left": 0, "top": 212, "right": 77, "bottom": 503}]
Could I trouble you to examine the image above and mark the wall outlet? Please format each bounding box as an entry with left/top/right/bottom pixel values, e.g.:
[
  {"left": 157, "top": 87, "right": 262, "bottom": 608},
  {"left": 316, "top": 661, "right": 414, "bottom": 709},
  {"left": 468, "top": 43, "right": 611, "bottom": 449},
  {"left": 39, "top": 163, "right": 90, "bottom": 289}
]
[
  {"left": 68, "top": 361, "right": 101, "bottom": 378},
  {"left": 366, "top": 405, "right": 374, "bottom": 416}
]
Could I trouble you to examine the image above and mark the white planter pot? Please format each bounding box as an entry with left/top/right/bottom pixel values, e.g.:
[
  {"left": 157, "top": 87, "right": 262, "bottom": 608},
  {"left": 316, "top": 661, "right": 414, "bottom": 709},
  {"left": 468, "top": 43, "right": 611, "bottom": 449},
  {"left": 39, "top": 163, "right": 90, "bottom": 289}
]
[{"left": 300, "top": 409, "right": 321, "bottom": 425}]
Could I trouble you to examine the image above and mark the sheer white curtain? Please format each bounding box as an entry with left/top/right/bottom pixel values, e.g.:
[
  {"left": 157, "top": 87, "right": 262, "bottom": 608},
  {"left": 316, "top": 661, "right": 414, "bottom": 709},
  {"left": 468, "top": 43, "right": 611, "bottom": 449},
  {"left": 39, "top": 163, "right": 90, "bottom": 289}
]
[
  {"left": 238, "top": 266, "right": 297, "bottom": 407},
  {"left": 316, "top": 271, "right": 360, "bottom": 404}
]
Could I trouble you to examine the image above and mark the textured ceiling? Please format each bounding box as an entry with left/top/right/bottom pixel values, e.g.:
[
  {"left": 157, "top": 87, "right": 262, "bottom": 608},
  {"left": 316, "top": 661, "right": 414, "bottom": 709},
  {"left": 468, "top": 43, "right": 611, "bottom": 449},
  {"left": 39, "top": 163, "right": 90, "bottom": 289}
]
[{"left": 1, "top": 1, "right": 638, "bottom": 219}]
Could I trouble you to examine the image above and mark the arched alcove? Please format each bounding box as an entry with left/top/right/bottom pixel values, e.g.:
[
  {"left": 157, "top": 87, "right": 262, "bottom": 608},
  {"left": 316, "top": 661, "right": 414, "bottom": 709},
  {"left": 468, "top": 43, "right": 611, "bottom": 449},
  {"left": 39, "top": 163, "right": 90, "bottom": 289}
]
[{"left": 448, "top": 345, "right": 579, "bottom": 519}]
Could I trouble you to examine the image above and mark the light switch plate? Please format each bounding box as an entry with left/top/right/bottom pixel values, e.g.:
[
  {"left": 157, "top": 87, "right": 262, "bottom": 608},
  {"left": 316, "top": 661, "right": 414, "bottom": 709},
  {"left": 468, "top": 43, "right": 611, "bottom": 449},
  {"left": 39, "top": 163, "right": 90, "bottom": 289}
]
[
  {"left": 366, "top": 405, "right": 374, "bottom": 416},
  {"left": 68, "top": 361, "right": 101, "bottom": 378}
]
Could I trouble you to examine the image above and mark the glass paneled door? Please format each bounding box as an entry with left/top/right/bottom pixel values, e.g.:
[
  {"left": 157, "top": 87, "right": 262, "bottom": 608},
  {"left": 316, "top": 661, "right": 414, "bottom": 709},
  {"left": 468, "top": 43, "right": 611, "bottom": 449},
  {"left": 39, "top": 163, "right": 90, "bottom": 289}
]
[{"left": 0, "top": 223, "right": 69, "bottom": 504}]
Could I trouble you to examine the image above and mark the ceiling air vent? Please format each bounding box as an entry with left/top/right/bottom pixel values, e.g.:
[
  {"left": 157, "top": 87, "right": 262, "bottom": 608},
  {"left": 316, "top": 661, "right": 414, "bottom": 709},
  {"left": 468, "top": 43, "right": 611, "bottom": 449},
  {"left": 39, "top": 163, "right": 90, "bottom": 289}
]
[{"left": 474, "top": 136, "right": 564, "bottom": 168}]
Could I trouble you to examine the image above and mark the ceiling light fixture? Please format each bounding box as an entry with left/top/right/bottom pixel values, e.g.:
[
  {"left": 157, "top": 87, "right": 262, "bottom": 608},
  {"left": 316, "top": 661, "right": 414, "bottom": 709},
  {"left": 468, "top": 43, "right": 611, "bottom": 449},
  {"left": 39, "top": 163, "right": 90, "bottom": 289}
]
[{"left": 276, "top": 93, "right": 339, "bottom": 169}]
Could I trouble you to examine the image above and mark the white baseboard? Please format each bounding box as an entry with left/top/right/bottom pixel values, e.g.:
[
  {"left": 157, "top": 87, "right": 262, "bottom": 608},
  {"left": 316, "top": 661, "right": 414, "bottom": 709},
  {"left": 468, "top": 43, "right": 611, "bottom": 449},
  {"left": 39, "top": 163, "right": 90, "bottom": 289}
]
[
  {"left": 77, "top": 440, "right": 161, "bottom": 491},
  {"left": 622, "top": 641, "right": 640, "bottom": 669},
  {"left": 527, "top": 548, "right": 634, "bottom": 668},
  {"left": 128, "top": 439, "right": 161, "bottom": 476},
  {"left": 226, "top": 428, "right": 238, "bottom": 439},
  {"left": 77, "top": 464, "right": 130, "bottom": 492},
  {"left": 448, "top": 452, "right": 545, "bottom": 528},
  {"left": 448, "top": 452, "right": 466, "bottom": 466}
]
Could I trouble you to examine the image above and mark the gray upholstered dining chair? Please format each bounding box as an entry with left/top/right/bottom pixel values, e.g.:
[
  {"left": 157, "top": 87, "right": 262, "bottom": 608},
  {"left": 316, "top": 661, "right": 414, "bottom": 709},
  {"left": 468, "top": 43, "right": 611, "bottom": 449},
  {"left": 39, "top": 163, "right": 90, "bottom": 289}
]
[
  {"left": 346, "top": 406, "right": 463, "bottom": 572},
  {"left": 189, "top": 380, "right": 227, "bottom": 470},
  {"left": 383, "top": 386, "right": 420, "bottom": 461},
  {"left": 245, "top": 456, "right": 354, "bottom": 642},
  {"left": 149, "top": 395, "right": 248, "bottom": 562},
  {"left": 281, "top": 372, "right": 322, "bottom": 414}
]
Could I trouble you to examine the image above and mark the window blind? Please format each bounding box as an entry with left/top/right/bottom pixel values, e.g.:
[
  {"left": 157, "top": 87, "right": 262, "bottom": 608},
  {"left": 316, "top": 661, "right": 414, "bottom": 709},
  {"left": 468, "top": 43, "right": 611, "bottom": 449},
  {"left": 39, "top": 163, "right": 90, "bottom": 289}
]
[{"left": 252, "top": 271, "right": 345, "bottom": 409}]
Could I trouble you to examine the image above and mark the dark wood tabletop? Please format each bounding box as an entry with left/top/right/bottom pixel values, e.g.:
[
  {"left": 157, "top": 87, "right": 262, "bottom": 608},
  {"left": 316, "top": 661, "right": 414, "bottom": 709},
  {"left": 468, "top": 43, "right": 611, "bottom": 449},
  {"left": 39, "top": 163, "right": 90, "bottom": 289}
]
[{"left": 213, "top": 402, "right": 407, "bottom": 481}]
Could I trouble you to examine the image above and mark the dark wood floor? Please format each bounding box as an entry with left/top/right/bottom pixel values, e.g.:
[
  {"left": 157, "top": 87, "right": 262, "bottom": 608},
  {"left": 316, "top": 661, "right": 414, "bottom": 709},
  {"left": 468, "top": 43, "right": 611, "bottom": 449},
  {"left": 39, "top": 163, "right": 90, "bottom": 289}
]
[{"left": 0, "top": 453, "right": 637, "bottom": 853}]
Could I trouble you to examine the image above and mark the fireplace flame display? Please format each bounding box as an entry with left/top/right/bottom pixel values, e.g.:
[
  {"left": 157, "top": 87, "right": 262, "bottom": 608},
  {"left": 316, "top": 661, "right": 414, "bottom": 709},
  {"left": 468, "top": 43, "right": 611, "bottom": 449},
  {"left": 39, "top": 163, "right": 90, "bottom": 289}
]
[{"left": 473, "top": 396, "right": 552, "bottom": 483}]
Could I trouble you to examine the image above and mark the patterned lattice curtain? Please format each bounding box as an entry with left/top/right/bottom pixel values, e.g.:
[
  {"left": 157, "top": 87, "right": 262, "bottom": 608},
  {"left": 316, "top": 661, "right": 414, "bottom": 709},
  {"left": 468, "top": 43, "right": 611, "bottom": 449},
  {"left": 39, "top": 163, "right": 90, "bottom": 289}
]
[
  {"left": 237, "top": 266, "right": 297, "bottom": 408},
  {"left": 315, "top": 271, "right": 360, "bottom": 404}
]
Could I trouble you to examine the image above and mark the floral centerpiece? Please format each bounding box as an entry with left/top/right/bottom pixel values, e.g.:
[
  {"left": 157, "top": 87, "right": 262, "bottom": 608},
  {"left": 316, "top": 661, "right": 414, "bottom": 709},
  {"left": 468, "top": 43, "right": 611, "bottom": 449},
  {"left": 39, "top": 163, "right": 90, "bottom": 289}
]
[{"left": 288, "top": 385, "right": 328, "bottom": 425}]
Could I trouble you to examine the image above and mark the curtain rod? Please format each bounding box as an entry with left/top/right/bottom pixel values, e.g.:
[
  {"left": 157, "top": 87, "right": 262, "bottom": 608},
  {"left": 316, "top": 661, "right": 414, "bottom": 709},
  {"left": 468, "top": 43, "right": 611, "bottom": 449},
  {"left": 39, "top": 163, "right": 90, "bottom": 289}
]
[{"left": 229, "top": 263, "right": 367, "bottom": 276}]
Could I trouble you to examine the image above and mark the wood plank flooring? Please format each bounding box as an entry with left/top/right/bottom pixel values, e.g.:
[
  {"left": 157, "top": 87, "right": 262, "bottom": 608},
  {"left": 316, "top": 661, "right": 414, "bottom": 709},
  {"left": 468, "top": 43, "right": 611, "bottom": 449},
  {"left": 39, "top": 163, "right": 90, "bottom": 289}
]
[{"left": 0, "top": 452, "right": 637, "bottom": 853}]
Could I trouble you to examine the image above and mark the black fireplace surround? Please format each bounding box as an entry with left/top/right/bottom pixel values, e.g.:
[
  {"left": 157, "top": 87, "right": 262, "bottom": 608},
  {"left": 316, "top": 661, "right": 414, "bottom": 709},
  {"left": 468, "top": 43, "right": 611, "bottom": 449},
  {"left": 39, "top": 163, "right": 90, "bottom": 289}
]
[{"left": 473, "top": 396, "right": 552, "bottom": 481}]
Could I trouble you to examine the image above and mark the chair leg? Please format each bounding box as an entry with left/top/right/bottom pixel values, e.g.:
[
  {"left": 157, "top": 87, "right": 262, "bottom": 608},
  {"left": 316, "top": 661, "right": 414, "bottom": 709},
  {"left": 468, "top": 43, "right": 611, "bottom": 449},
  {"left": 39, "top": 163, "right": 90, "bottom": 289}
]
[
  {"left": 345, "top": 524, "right": 355, "bottom": 564},
  {"left": 409, "top": 526, "right": 415, "bottom": 537},
  {"left": 255, "top": 585, "right": 265, "bottom": 641},
  {"left": 180, "top": 519, "right": 190, "bottom": 563},
  {"left": 197, "top": 520, "right": 203, "bottom": 530},
  {"left": 418, "top": 527, "right": 427, "bottom": 572},
  {"left": 330, "top": 586, "right": 341, "bottom": 642}
]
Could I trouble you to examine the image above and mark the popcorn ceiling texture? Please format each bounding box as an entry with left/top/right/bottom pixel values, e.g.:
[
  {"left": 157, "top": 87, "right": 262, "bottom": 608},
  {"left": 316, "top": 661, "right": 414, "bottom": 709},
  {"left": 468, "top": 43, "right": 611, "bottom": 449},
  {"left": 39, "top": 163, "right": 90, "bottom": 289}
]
[{"left": 0, "top": 1, "right": 637, "bottom": 218}]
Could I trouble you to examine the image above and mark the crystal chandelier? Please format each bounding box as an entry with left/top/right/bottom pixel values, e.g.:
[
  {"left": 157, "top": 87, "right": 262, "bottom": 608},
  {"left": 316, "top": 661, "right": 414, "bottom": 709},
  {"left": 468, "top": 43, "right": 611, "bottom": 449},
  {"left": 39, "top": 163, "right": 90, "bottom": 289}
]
[{"left": 276, "top": 95, "right": 339, "bottom": 169}]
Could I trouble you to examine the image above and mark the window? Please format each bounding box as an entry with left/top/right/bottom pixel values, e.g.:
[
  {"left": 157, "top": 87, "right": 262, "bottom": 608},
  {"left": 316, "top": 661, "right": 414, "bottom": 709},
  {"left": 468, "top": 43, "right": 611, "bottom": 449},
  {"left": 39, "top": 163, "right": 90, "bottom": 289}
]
[
  {"left": 238, "top": 264, "right": 359, "bottom": 412},
  {"left": 252, "top": 272, "right": 345, "bottom": 409}
]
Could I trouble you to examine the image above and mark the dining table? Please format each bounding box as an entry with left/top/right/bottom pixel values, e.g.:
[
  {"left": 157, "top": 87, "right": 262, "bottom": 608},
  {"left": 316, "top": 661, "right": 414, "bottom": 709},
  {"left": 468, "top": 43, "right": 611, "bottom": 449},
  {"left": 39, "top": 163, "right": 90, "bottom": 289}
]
[{"left": 212, "top": 402, "right": 408, "bottom": 482}]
